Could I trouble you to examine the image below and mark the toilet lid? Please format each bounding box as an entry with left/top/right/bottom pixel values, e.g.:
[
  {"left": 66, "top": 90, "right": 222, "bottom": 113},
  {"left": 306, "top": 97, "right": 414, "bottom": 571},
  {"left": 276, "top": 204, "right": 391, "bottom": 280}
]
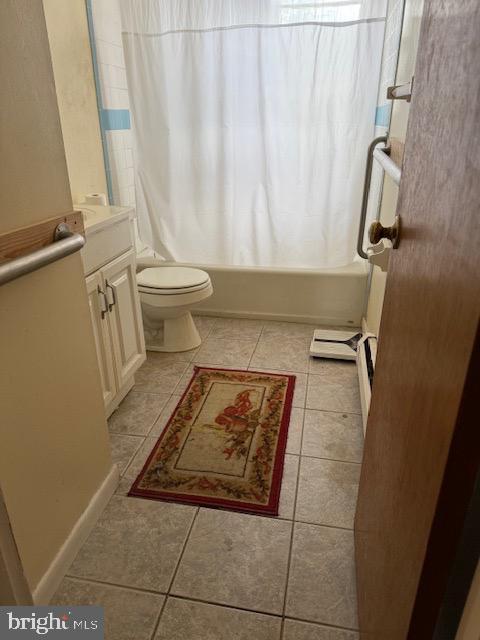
[{"left": 137, "top": 266, "right": 210, "bottom": 290}]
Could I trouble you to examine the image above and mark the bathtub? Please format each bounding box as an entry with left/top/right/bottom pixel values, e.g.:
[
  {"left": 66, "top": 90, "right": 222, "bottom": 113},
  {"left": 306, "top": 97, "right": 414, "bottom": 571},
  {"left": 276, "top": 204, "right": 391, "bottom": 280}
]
[{"left": 136, "top": 255, "right": 369, "bottom": 327}]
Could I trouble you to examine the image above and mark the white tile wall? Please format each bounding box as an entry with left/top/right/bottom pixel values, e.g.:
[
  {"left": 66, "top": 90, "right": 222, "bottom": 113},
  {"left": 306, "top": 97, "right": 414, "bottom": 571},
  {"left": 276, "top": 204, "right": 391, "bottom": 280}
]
[
  {"left": 376, "top": 0, "right": 405, "bottom": 123},
  {"left": 91, "top": 0, "right": 122, "bottom": 46},
  {"left": 366, "top": 0, "right": 405, "bottom": 233},
  {"left": 105, "top": 130, "right": 136, "bottom": 207},
  {"left": 91, "top": 0, "right": 135, "bottom": 207}
]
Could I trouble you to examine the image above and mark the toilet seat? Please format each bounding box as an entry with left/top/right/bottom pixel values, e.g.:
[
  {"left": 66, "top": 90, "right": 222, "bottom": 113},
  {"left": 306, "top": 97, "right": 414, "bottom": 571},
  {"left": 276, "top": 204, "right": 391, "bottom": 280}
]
[{"left": 137, "top": 266, "right": 211, "bottom": 295}]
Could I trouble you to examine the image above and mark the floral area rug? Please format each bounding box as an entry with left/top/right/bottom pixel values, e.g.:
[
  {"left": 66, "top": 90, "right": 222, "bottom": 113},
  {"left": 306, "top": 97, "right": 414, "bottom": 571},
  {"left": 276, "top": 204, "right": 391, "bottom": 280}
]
[{"left": 129, "top": 367, "right": 295, "bottom": 515}]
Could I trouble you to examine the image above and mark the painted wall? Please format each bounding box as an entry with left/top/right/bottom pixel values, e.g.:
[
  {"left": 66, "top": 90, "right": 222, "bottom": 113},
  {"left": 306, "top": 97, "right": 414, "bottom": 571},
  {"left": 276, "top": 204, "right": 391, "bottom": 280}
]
[
  {"left": 43, "top": 0, "right": 108, "bottom": 205},
  {"left": 365, "top": 0, "right": 424, "bottom": 335},
  {"left": 0, "top": 0, "right": 113, "bottom": 595}
]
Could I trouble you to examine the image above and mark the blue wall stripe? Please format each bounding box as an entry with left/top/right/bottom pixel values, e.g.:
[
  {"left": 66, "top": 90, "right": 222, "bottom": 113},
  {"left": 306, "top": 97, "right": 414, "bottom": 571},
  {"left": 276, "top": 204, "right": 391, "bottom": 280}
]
[
  {"left": 85, "top": 0, "right": 114, "bottom": 203},
  {"left": 100, "top": 109, "right": 131, "bottom": 131},
  {"left": 375, "top": 103, "right": 391, "bottom": 127}
]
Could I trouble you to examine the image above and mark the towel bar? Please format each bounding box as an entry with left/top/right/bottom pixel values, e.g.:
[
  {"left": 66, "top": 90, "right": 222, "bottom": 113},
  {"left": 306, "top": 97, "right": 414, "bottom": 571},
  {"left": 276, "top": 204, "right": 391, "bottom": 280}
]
[{"left": 0, "top": 223, "right": 85, "bottom": 286}]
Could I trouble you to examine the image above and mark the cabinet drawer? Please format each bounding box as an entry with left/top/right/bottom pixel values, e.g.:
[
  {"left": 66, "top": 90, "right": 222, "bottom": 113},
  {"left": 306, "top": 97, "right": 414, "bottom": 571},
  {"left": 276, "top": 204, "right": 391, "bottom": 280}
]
[{"left": 82, "top": 216, "right": 132, "bottom": 275}]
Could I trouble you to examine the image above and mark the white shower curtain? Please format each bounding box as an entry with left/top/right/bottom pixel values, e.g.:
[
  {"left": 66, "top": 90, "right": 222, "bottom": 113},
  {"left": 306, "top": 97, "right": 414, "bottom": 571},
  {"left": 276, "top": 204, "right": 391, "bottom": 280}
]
[{"left": 120, "top": 0, "right": 387, "bottom": 268}]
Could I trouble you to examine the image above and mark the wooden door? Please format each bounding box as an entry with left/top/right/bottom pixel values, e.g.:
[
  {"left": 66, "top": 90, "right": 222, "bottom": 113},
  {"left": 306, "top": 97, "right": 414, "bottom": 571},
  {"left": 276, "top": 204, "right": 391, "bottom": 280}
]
[
  {"left": 354, "top": 2, "right": 480, "bottom": 639},
  {"left": 85, "top": 271, "right": 117, "bottom": 409},
  {"left": 102, "top": 250, "right": 146, "bottom": 390}
]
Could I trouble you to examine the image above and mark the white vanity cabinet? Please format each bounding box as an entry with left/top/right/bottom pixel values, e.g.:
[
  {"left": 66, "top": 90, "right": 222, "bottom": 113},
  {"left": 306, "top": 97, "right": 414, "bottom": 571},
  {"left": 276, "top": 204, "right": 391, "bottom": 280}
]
[
  {"left": 102, "top": 251, "right": 145, "bottom": 390},
  {"left": 79, "top": 205, "right": 146, "bottom": 416},
  {"left": 85, "top": 270, "right": 117, "bottom": 408}
]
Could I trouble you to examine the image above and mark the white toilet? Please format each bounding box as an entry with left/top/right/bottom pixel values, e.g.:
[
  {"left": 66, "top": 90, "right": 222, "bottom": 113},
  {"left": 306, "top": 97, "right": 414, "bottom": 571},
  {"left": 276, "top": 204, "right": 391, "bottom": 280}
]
[{"left": 136, "top": 266, "right": 213, "bottom": 352}]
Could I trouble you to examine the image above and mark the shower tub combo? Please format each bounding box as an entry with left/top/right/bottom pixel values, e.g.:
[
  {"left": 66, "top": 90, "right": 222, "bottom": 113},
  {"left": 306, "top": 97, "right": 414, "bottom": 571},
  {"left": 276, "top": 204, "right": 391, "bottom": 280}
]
[{"left": 137, "top": 256, "right": 368, "bottom": 328}]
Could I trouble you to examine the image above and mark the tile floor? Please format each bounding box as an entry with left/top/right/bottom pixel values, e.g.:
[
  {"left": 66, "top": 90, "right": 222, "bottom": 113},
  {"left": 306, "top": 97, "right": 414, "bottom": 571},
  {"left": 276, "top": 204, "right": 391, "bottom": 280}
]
[{"left": 53, "top": 316, "right": 364, "bottom": 640}]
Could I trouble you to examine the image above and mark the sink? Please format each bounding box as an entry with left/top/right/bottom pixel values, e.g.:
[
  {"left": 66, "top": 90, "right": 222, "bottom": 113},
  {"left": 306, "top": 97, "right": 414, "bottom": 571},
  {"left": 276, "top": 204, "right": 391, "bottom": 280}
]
[
  {"left": 74, "top": 204, "right": 135, "bottom": 275},
  {"left": 74, "top": 204, "right": 134, "bottom": 233}
]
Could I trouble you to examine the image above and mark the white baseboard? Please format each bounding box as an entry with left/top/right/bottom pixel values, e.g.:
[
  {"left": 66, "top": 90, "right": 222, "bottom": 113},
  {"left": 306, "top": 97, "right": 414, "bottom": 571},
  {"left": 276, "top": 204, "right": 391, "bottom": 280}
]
[{"left": 32, "top": 464, "right": 119, "bottom": 605}]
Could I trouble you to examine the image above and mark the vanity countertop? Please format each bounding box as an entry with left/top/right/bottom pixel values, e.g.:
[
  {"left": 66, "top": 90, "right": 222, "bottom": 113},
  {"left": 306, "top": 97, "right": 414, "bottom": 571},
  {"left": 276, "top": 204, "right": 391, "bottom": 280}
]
[
  {"left": 76, "top": 204, "right": 135, "bottom": 275},
  {"left": 74, "top": 204, "right": 134, "bottom": 235}
]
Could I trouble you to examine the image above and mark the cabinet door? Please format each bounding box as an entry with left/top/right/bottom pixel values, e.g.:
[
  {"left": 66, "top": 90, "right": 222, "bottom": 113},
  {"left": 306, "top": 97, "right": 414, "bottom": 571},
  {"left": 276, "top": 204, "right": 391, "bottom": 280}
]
[
  {"left": 85, "top": 271, "right": 117, "bottom": 408},
  {"left": 102, "top": 250, "right": 146, "bottom": 389}
]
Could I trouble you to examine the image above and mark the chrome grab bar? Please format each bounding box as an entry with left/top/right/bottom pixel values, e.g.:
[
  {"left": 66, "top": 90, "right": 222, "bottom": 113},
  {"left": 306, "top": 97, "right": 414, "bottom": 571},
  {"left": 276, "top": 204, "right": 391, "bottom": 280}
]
[
  {"left": 0, "top": 223, "right": 85, "bottom": 287},
  {"left": 357, "top": 136, "right": 388, "bottom": 259}
]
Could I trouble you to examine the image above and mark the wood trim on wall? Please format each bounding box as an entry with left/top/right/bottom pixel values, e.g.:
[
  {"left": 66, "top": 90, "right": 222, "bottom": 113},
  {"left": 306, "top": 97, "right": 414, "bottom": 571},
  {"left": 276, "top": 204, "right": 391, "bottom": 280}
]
[{"left": 0, "top": 211, "right": 84, "bottom": 265}]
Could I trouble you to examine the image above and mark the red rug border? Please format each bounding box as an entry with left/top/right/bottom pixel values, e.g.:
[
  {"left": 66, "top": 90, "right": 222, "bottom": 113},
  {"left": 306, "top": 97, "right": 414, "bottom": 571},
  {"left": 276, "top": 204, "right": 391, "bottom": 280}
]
[{"left": 128, "top": 365, "right": 296, "bottom": 516}]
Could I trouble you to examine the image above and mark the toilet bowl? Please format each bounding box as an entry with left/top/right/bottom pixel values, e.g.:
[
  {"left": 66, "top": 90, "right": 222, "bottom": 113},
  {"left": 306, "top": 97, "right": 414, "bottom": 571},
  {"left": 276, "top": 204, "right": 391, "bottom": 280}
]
[{"left": 137, "top": 266, "right": 213, "bottom": 352}]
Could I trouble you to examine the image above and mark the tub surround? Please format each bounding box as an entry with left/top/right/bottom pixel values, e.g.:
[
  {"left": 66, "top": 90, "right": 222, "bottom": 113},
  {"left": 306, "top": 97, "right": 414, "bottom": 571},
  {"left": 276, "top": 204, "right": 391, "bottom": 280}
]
[
  {"left": 43, "top": 0, "right": 108, "bottom": 204},
  {"left": 86, "top": 0, "right": 135, "bottom": 207}
]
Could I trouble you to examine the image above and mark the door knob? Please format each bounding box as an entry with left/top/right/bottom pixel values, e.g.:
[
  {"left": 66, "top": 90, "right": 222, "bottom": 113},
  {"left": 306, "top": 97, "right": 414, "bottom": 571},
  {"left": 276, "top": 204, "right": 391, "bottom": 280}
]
[{"left": 368, "top": 215, "right": 400, "bottom": 248}]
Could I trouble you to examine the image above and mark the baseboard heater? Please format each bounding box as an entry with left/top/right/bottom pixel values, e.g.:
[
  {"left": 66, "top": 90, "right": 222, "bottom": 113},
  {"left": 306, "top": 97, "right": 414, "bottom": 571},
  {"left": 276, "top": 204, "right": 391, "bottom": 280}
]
[
  {"left": 309, "top": 328, "right": 377, "bottom": 433},
  {"left": 356, "top": 333, "right": 377, "bottom": 434}
]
